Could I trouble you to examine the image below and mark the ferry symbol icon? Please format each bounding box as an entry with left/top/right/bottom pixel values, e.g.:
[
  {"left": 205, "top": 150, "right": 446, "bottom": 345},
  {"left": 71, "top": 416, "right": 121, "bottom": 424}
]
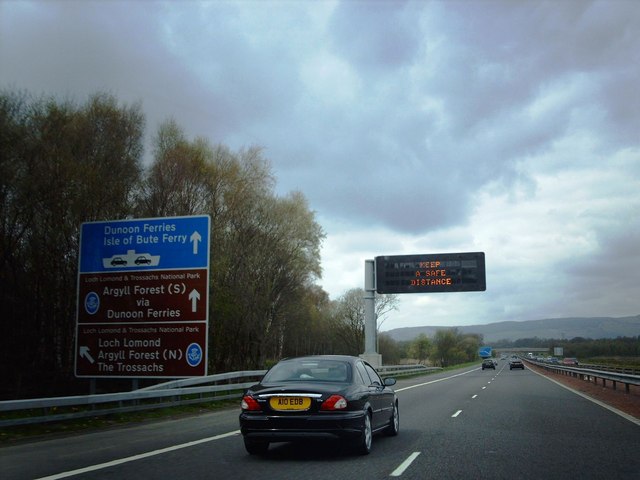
[{"left": 103, "top": 250, "right": 160, "bottom": 269}]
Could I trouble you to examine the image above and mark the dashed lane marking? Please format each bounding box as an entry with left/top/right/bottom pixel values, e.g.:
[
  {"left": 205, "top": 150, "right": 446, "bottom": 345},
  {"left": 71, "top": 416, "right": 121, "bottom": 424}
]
[{"left": 390, "top": 452, "right": 421, "bottom": 477}]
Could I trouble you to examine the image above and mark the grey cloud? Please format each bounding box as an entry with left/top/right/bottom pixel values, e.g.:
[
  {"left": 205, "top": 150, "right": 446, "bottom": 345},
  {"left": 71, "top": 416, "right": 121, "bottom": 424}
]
[
  {"left": 2, "top": 1, "right": 638, "bottom": 325},
  {"left": 438, "top": 1, "right": 639, "bottom": 145},
  {"left": 328, "top": 0, "right": 423, "bottom": 72}
]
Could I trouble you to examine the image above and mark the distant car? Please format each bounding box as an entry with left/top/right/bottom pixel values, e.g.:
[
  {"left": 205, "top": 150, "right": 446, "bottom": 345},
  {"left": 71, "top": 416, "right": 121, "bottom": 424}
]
[
  {"left": 110, "top": 257, "right": 127, "bottom": 266},
  {"left": 239, "top": 355, "right": 398, "bottom": 455},
  {"left": 509, "top": 358, "right": 525, "bottom": 370},
  {"left": 562, "top": 357, "right": 579, "bottom": 366},
  {"left": 482, "top": 358, "right": 495, "bottom": 370},
  {"left": 546, "top": 357, "right": 560, "bottom": 364},
  {"left": 134, "top": 256, "right": 152, "bottom": 265}
]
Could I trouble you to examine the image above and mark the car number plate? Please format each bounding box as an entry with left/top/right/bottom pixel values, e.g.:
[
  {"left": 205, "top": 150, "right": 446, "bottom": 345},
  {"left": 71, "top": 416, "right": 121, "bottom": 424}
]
[{"left": 269, "top": 396, "right": 311, "bottom": 411}]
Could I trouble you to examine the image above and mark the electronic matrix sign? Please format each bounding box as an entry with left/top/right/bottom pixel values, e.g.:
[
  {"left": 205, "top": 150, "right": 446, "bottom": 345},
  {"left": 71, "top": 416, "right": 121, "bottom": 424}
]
[{"left": 375, "top": 252, "right": 486, "bottom": 294}]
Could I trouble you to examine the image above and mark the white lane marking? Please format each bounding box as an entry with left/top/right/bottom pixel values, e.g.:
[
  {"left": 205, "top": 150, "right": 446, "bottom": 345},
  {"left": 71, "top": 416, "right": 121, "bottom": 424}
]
[
  {"left": 451, "top": 410, "right": 462, "bottom": 418},
  {"left": 395, "top": 368, "right": 478, "bottom": 392},
  {"left": 390, "top": 451, "right": 421, "bottom": 477},
  {"left": 35, "top": 430, "right": 241, "bottom": 480},
  {"left": 472, "top": 394, "right": 478, "bottom": 399},
  {"left": 482, "top": 386, "right": 486, "bottom": 390}
]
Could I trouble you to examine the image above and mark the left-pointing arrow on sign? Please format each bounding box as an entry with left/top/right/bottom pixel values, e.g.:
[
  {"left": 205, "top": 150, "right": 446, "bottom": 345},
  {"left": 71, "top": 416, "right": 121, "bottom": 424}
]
[{"left": 80, "top": 346, "right": 95, "bottom": 364}]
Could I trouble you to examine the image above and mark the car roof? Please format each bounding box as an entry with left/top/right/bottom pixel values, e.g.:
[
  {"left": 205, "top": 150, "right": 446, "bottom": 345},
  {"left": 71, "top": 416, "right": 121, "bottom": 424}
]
[{"left": 279, "top": 355, "right": 361, "bottom": 364}]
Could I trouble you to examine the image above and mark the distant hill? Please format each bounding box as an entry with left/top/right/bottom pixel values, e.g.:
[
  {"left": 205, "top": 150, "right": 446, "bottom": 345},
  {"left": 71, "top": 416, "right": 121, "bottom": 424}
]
[{"left": 384, "top": 315, "right": 640, "bottom": 343}]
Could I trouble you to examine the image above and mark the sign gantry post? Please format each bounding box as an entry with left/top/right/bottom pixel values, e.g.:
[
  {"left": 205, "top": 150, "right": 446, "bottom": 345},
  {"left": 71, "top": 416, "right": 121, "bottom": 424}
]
[
  {"left": 361, "top": 259, "right": 381, "bottom": 367},
  {"left": 363, "top": 252, "right": 486, "bottom": 366}
]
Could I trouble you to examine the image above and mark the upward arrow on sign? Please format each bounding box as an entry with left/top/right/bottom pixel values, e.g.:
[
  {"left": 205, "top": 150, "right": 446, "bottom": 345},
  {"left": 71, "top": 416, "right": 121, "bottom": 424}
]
[
  {"left": 189, "top": 289, "right": 201, "bottom": 312},
  {"left": 191, "top": 231, "right": 202, "bottom": 255}
]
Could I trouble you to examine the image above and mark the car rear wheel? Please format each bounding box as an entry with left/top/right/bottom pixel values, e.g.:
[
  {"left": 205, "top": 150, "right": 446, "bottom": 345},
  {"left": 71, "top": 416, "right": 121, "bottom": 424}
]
[
  {"left": 354, "top": 412, "right": 372, "bottom": 455},
  {"left": 384, "top": 401, "right": 399, "bottom": 436},
  {"left": 244, "top": 438, "right": 269, "bottom": 455}
]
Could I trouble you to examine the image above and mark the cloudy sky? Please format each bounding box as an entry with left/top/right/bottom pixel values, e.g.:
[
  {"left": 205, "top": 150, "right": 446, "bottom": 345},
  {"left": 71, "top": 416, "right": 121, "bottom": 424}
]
[{"left": 1, "top": 0, "right": 639, "bottom": 330}]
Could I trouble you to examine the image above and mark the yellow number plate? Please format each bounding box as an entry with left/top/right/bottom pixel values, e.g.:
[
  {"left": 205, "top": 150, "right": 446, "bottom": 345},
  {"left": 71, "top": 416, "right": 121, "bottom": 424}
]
[{"left": 269, "top": 396, "right": 311, "bottom": 411}]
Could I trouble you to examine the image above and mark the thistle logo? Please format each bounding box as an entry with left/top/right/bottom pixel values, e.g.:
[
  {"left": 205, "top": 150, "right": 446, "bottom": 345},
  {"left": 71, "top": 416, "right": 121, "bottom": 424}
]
[
  {"left": 84, "top": 292, "right": 100, "bottom": 315},
  {"left": 186, "top": 343, "right": 203, "bottom": 367}
]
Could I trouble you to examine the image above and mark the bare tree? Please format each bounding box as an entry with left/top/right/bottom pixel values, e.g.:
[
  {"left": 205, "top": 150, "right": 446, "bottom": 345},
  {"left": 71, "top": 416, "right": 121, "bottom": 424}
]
[
  {"left": 134, "top": 120, "right": 211, "bottom": 217},
  {"left": 332, "top": 288, "right": 399, "bottom": 355},
  {"left": 0, "top": 91, "right": 144, "bottom": 396}
]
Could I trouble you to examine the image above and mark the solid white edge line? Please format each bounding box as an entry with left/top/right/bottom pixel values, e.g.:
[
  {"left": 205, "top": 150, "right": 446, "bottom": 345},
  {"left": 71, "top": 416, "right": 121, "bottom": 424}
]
[
  {"left": 390, "top": 451, "right": 421, "bottom": 477},
  {"left": 528, "top": 368, "right": 640, "bottom": 427},
  {"left": 35, "top": 430, "right": 241, "bottom": 480}
]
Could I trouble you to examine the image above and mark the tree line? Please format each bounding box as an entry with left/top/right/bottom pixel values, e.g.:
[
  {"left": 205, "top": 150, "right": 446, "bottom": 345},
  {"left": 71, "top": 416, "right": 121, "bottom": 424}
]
[
  {"left": 493, "top": 336, "right": 640, "bottom": 360},
  {"left": 380, "top": 332, "right": 639, "bottom": 367},
  {"left": 378, "top": 329, "right": 484, "bottom": 367},
  {"left": 5, "top": 90, "right": 630, "bottom": 400},
  {"left": 0, "top": 90, "right": 408, "bottom": 399}
]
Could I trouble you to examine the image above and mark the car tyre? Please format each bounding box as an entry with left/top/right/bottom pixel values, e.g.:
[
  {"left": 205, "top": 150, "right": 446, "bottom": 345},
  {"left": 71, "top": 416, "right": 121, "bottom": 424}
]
[
  {"left": 244, "top": 438, "right": 269, "bottom": 455},
  {"left": 354, "top": 412, "right": 372, "bottom": 455},
  {"left": 385, "top": 401, "right": 399, "bottom": 436}
]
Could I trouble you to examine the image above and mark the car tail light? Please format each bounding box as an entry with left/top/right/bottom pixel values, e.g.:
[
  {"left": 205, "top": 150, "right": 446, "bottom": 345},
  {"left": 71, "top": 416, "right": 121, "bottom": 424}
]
[
  {"left": 241, "top": 395, "right": 261, "bottom": 411},
  {"left": 320, "top": 395, "right": 347, "bottom": 411}
]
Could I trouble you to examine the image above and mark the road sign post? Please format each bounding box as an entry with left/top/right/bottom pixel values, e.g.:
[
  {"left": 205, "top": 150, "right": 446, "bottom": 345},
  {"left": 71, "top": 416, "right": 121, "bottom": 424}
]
[
  {"left": 363, "top": 252, "right": 486, "bottom": 364},
  {"left": 75, "top": 215, "right": 210, "bottom": 378},
  {"left": 361, "top": 259, "right": 381, "bottom": 367}
]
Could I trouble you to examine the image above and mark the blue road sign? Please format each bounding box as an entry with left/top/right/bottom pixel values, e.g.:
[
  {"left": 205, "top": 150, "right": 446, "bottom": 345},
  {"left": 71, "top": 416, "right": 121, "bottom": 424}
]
[
  {"left": 76, "top": 215, "right": 210, "bottom": 378},
  {"left": 479, "top": 346, "right": 492, "bottom": 358},
  {"left": 79, "top": 215, "right": 210, "bottom": 273}
]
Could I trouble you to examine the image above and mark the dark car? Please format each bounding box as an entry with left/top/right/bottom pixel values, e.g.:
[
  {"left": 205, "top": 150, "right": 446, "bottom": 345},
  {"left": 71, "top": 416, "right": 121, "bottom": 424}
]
[
  {"left": 481, "top": 358, "right": 495, "bottom": 370},
  {"left": 134, "top": 256, "right": 151, "bottom": 265},
  {"left": 239, "top": 355, "right": 398, "bottom": 455},
  {"left": 110, "top": 257, "right": 127, "bottom": 266},
  {"left": 509, "top": 358, "right": 525, "bottom": 370}
]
